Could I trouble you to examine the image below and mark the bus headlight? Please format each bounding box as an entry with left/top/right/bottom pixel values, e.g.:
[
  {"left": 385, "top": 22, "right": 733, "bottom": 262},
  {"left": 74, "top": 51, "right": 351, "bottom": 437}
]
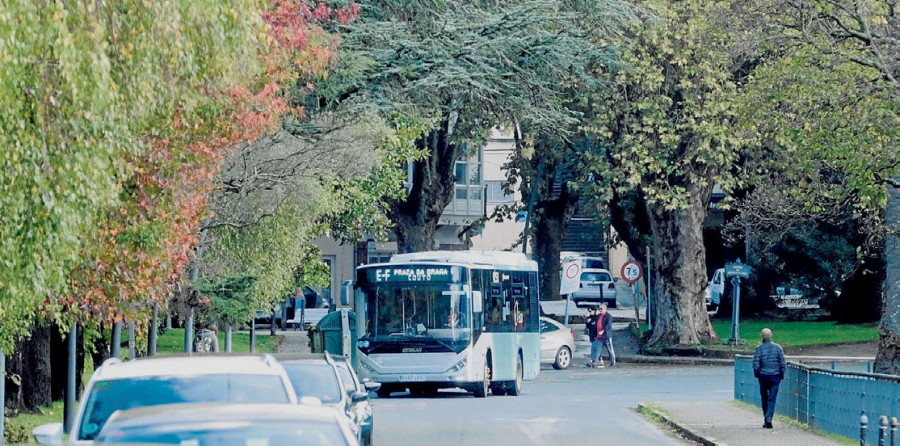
[
  {"left": 447, "top": 358, "right": 467, "bottom": 373},
  {"left": 357, "top": 340, "right": 370, "bottom": 348}
]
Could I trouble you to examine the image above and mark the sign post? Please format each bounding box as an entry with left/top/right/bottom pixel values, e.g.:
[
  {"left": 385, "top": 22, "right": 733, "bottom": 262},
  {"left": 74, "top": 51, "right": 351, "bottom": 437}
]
[
  {"left": 725, "top": 259, "right": 751, "bottom": 346},
  {"left": 621, "top": 260, "right": 644, "bottom": 325},
  {"left": 561, "top": 260, "right": 581, "bottom": 325}
]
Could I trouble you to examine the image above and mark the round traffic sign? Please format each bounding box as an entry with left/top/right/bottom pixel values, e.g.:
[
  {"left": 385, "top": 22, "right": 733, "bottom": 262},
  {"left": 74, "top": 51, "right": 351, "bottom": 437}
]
[
  {"left": 564, "top": 263, "right": 580, "bottom": 280},
  {"left": 621, "top": 260, "right": 643, "bottom": 284}
]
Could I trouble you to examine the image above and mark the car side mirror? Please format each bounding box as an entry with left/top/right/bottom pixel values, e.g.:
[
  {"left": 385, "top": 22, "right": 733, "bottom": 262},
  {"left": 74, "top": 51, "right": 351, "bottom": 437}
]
[
  {"left": 351, "top": 390, "right": 369, "bottom": 403},
  {"left": 364, "top": 381, "right": 381, "bottom": 391},
  {"left": 32, "top": 423, "right": 63, "bottom": 445}
]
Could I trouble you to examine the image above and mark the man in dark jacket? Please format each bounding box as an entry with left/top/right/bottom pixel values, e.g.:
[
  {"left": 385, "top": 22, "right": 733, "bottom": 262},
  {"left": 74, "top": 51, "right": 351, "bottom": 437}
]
[
  {"left": 584, "top": 307, "right": 601, "bottom": 367},
  {"left": 752, "top": 328, "right": 786, "bottom": 429},
  {"left": 596, "top": 303, "right": 616, "bottom": 368}
]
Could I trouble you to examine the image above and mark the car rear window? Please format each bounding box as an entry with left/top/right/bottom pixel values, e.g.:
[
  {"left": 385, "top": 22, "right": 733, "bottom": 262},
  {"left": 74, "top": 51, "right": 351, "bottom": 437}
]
[
  {"left": 583, "top": 259, "right": 604, "bottom": 269},
  {"left": 78, "top": 374, "right": 289, "bottom": 440},
  {"left": 281, "top": 363, "right": 344, "bottom": 403},
  {"left": 98, "top": 419, "right": 348, "bottom": 445},
  {"left": 581, "top": 272, "right": 611, "bottom": 282}
]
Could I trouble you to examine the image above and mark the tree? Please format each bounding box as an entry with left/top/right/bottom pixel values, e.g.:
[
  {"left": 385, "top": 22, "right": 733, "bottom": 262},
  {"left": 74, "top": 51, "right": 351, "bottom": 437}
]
[
  {"left": 326, "top": 0, "right": 633, "bottom": 252},
  {"left": 736, "top": 0, "right": 897, "bottom": 371},
  {"left": 585, "top": 0, "right": 751, "bottom": 348}
]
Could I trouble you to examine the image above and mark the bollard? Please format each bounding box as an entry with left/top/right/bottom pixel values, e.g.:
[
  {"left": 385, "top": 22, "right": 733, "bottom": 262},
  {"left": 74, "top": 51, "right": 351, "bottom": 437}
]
[
  {"left": 184, "top": 309, "right": 194, "bottom": 353},
  {"left": 832, "top": 361, "right": 836, "bottom": 370},
  {"left": 868, "top": 362, "right": 873, "bottom": 373},
  {"left": 881, "top": 416, "right": 890, "bottom": 446},
  {"left": 861, "top": 413, "right": 869, "bottom": 446},
  {"left": 890, "top": 417, "right": 897, "bottom": 446}
]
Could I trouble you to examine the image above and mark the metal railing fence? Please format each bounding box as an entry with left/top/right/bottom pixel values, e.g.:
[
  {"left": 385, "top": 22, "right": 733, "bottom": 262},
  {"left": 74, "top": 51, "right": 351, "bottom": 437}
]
[{"left": 735, "top": 355, "right": 900, "bottom": 444}]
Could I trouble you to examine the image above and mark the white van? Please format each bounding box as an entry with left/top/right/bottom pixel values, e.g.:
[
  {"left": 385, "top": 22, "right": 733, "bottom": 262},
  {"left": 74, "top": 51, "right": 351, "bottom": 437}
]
[{"left": 705, "top": 268, "right": 725, "bottom": 311}]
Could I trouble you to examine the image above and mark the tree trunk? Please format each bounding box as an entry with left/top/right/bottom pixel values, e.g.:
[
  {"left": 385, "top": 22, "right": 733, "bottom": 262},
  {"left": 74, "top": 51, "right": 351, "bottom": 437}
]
[
  {"left": 533, "top": 185, "right": 579, "bottom": 302},
  {"left": 874, "top": 179, "right": 899, "bottom": 374},
  {"left": 4, "top": 323, "right": 52, "bottom": 413},
  {"left": 645, "top": 180, "right": 719, "bottom": 348},
  {"left": 387, "top": 120, "right": 464, "bottom": 253}
]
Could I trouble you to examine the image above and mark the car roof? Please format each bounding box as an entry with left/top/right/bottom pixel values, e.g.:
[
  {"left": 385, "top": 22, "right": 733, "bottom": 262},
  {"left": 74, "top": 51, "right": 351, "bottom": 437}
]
[
  {"left": 94, "top": 354, "right": 286, "bottom": 380},
  {"left": 540, "top": 317, "right": 567, "bottom": 329},
  {"left": 104, "top": 403, "right": 345, "bottom": 427}
]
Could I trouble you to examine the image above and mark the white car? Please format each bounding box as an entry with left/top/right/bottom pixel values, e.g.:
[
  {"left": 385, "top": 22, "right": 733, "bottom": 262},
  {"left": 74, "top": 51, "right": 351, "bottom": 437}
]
[
  {"left": 33, "top": 354, "right": 297, "bottom": 445},
  {"left": 570, "top": 268, "right": 618, "bottom": 308},
  {"left": 540, "top": 317, "right": 576, "bottom": 370}
]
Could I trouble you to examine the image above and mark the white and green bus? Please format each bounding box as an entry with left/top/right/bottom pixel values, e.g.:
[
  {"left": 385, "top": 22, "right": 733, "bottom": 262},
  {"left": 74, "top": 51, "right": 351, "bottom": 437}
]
[{"left": 354, "top": 251, "right": 541, "bottom": 398}]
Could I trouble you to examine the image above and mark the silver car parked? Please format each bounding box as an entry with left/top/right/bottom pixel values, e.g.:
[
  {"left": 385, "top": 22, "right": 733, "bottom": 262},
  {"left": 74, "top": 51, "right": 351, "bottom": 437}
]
[
  {"left": 570, "top": 268, "right": 618, "bottom": 308},
  {"left": 540, "top": 317, "right": 576, "bottom": 370}
]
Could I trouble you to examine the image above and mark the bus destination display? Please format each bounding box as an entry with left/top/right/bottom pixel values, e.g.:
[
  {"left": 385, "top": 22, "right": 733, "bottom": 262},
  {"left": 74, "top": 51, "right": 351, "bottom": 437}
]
[{"left": 364, "top": 265, "right": 462, "bottom": 283}]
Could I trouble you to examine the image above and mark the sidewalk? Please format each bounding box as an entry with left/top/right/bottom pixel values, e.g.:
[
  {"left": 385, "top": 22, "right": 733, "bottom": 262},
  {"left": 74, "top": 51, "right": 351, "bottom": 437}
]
[
  {"left": 642, "top": 401, "right": 846, "bottom": 446},
  {"left": 273, "top": 329, "right": 312, "bottom": 354}
]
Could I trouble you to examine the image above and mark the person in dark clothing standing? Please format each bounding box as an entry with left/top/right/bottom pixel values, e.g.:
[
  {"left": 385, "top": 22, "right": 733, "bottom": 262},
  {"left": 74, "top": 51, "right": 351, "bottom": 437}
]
[
  {"left": 752, "top": 328, "right": 786, "bottom": 429},
  {"left": 584, "top": 307, "right": 602, "bottom": 368},
  {"left": 596, "top": 303, "right": 616, "bottom": 368}
]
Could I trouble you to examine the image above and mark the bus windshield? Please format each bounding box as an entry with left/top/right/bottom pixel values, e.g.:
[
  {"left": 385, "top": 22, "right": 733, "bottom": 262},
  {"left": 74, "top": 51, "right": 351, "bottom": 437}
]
[{"left": 359, "top": 283, "right": 470, "bottom": 353}]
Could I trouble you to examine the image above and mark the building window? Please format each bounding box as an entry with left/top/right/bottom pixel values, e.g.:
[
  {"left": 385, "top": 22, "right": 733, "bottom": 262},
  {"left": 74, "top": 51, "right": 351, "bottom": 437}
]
[{"left": 486, "top": 181, "right": 514, "bottom": 203}]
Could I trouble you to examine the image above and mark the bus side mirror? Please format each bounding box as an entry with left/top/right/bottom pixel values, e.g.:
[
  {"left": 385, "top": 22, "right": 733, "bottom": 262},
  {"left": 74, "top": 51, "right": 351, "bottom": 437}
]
[
  {"left": 340, "top": 280, "right": 353, "bottom": 306},
  {"left": 472, "top": 291, "right": 482, "bottom": 313}
]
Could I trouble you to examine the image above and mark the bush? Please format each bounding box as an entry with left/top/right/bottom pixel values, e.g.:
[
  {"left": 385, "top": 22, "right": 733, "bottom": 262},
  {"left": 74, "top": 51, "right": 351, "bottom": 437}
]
[{"left": 4, "top": 416, "right": 29, "bottom": 444}]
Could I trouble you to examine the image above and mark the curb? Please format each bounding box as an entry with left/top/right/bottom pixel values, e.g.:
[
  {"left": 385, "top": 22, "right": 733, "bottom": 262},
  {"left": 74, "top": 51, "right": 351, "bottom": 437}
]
[
  {"left": 637, "top": 403, "right": 718, "bottom": 446},
  {"left": 618, "top": 355, "right": 734, "bottom": 366}
]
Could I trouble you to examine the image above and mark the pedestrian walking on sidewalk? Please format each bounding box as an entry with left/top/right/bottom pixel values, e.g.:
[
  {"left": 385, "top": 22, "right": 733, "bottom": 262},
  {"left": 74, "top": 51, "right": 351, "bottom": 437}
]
[
  {"left": 584, "top": 306, "right": 603, "bottom": 368},
  {"left": 752, "top": 328, "right": 786, "bottom": 429},
  {"left": 596, "top": 303, "right": 616, "bottom": 368}
]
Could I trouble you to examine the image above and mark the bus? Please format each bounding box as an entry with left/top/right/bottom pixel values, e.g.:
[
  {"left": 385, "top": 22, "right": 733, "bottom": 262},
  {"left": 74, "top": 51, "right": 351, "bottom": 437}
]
[{"left": 353, "top": 251, "right": 540, "bottom": 398}]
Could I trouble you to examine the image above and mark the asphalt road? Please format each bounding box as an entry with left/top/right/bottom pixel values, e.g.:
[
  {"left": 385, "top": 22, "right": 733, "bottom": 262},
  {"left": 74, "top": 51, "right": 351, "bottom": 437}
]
[{"left": 372, "top": 363, "right": 733, "bottom": 445}]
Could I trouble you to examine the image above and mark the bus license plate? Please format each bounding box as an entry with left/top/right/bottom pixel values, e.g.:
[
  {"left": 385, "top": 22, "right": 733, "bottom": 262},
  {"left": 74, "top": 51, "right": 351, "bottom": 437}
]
[{"left": 400, "top": 374, "right": 426, "bottom": 382}]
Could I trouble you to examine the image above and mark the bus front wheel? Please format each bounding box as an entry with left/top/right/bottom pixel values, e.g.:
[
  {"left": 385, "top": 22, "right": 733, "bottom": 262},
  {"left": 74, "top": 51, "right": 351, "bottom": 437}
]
[{"left": 473, "top": 358, "right": 491, "bottom": 398}]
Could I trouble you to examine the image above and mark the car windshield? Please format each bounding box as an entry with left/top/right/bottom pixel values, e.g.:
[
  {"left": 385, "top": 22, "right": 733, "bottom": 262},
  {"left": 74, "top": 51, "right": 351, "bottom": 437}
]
[
  {"left": 281, "top": 363, "right": 343, "bottom": 403},
  {"left": 78, "top": 375, "right": 289, "bottom": 441},
  {"left": 581, "top": 272, "right": 611, "bottom": 282},
  {"left": 97, "top": 419, "right": 347, "bottom": 445}
]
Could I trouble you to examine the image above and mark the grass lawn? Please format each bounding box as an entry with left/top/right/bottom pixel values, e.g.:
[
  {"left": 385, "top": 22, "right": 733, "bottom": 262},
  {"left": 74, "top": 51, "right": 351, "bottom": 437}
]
[
  {"left": 710, "top": 320, "right": 877, "bottom": 347},
  {"left": 638, "top": 320, "right": 878, "bottom": 347},
  {"left": 152, "top": 328, "right": 281, "bottom": 355},
  {"left": 4, "top": 401, "right": 64, "bottom": 443}
]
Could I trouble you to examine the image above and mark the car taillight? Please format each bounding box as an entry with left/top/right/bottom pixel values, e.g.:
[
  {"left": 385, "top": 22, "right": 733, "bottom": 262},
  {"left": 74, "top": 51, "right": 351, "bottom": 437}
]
[
  {"left": 571, "top": 332, "right": 575, "bottom": 339},
  {"left": 608, "top": 283, "right": 615, "bottom": 289}
]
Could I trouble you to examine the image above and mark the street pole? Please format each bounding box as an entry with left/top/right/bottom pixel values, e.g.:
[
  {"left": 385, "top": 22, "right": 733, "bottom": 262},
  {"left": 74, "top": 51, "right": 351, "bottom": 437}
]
[
  {"left": 1, "top": 350, "right": 5, "bottom": 445},
  {"left": 148, "top": 301, "right": 158, "bottom": 356},
  {"left": 184, "top": 308, "right": 194, "bottom": 353},
  {"left": 730, "top": 276, "right": 742, "bottom": 344},
  {"left": 250, "top": 318, "right": 256, "bottom": 353},
  {"left": 128, "top": 321, "right": 136, "bottom": 359},
  {"left": 646, "top": 246, "right": 652, "bottom": 328},
  {"left": 225, "top": 323, "right": 232, "bottom": 353},
  {"left": 111, "top": 320, "right": 122, "bottom": 359},
  {"left": 563, "top": 295, "right": 571, "bottom": 325},
  {"left": 64, "top": 322, "right": 77, "bottom": 434}
]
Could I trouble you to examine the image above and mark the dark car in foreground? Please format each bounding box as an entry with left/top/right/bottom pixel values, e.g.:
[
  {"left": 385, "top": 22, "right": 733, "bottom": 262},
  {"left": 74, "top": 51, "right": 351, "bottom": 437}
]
[{"left": 97, "top": 403, "right": 358, "bottom": 445}]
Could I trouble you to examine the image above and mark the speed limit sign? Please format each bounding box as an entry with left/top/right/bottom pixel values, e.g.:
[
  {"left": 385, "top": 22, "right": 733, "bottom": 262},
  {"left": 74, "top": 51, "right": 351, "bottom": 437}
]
[{"left": 621, "top": 260, "right": 643, "bottom": 284}]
